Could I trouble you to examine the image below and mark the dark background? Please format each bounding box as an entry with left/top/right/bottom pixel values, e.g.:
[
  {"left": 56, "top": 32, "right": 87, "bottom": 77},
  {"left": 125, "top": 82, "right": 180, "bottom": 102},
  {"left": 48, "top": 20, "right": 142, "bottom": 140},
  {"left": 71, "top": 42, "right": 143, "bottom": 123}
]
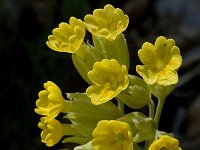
[{"left": 0, "top": 0, "right": 200, "bottom": 149}]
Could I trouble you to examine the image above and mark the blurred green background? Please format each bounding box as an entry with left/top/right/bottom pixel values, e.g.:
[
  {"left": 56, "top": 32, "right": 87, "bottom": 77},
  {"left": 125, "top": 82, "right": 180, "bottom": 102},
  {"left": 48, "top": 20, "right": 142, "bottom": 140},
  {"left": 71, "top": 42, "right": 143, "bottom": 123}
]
[{"left": 0, "top": 0, "right": 200, "bottom": 149}]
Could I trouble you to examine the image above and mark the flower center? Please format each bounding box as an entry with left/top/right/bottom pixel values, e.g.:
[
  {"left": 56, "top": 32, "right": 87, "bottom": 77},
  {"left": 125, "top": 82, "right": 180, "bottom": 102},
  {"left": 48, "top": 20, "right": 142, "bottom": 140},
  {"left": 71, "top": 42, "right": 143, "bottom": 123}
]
[
  {"left": 116, "top": 133, "right": 125, "bottom": 141},
  {"left": 155, "top": 59, "right": 165, "bottom": 71},
  {"left": 109, "top": 81, "right": 118, "bottom": 90}
]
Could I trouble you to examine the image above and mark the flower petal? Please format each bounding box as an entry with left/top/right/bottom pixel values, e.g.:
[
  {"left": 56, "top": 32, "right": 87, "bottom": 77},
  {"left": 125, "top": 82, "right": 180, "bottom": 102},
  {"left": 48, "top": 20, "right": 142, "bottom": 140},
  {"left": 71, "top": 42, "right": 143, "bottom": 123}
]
[
  {"left": 157, "top": 69, "right": 178, "bottom": 86},
  {"left": 138, "top": 42, "right": 156, "bottom": 65},
  {"left": 86, "top": 84, "right": 121, "bottom": 105},
  {"left": 88, "top": 59, "right": 121, "bottom": 85},
  {"left": 166, "top": 46, "right": 182, "bottom": 70},
  {"left": 136, "top": 65, "right": 158, "bottom": 85}
]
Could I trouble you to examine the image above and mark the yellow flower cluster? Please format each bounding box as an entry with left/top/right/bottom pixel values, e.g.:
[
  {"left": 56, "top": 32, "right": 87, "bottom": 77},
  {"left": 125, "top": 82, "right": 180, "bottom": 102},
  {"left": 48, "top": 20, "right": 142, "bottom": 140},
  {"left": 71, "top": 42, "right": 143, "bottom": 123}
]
[
  {"left": 47, "top": 4, "right": 128, "bottom": 54},
  {"left": 35, "top": 81, "right": 71, "bottom": 146},
  {"left": 35, "top": 3, "right": 183, "bottom": 150}
]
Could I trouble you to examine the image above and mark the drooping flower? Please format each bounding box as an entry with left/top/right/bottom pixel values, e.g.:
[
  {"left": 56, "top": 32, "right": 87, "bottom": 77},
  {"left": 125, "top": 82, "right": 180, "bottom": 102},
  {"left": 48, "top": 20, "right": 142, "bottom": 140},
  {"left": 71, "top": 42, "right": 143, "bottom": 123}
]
[
  {"left": 47, "top": 17, "right": 85, "bottom": 53},
  {"left": 84, "top": 4, "right": 129, "bottom": 41},
  {"left": 136, "top": 36, "right": 182, "bottom": 86},
  {"left": 92, "top": 120, "right": 133, "bottom": 150},
  {"left": 35, "top": 81, "right": 71, "bottom": 121},
  {"left": 86, "top": 59, "right": 129, "bottom": 105},
  {"left": 148, "top": 135, "right": 182, "bottom": 150},
  {"left": 38, "top": 117, "right": 64, "bottom": 147}
]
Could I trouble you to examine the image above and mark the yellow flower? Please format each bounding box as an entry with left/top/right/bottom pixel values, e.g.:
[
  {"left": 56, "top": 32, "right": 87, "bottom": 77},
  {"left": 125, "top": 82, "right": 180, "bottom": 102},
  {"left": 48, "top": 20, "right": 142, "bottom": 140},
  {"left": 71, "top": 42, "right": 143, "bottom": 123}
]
[
  {"left": 86, "top": 59, "right": 129, "bottom": 105},
  {"left": 136, "top": 36, "right": 182, "bottom": 86},
  {"left": 84, "top": 4, "right": 129, "bottom": 41},
  {"left": 38, "top": 117, "right": 64, "bottom": 147},
  {"left": 35, "top": 81, "right": 71, "bottom": 121},
  {"left": 92, "top": 120, "right": 133, "bottom": 150},
  {"left": 148, "top": 135, "right": 182, "bottom": 150},
  {"left": 47, "top": 17, "right": 85, "bottom": 53}
]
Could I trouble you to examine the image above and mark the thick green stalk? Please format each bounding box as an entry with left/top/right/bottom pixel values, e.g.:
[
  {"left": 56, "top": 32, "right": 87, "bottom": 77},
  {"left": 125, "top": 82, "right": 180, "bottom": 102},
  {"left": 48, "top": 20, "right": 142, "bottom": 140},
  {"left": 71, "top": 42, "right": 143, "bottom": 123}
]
[
  {"left": 149, "top": 99, "right": 155, "bottom": 118},
  {"left": 154, "top": 97, "right": 165, "bottom": 127}
]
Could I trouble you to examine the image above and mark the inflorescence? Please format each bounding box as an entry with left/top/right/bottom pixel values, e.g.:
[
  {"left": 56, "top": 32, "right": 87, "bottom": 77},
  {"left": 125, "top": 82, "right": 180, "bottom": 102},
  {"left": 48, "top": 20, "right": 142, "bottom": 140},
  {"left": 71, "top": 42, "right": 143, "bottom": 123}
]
[{"left": 35, "top": 4, "right": 182, "bottom": 150}]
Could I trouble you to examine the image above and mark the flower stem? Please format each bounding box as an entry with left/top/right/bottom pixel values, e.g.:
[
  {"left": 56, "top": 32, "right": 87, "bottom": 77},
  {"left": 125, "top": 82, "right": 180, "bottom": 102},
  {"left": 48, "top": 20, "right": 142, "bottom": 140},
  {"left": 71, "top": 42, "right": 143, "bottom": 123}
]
[
  {"left": 149, "top": 99, "right": 155, "bottom": 118},
  {"left": 154, "top": 97, "right": 165, "bottom": 127}
]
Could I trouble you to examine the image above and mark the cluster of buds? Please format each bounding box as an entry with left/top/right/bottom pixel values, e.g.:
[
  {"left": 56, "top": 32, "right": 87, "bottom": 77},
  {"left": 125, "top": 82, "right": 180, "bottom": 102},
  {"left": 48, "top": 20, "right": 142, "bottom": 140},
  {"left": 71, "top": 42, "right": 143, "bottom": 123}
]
[{"left": 35, "top": 4, "right": 182, "bottom": 150}]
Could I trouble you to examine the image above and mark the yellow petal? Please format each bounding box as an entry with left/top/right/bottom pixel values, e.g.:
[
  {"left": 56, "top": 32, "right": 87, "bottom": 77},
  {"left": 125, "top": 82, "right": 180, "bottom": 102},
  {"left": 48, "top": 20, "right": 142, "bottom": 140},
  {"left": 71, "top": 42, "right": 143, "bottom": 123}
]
[
  {"left": 136, "top": 65, "right": 158, "bottom": 85},
  {"left": 157, "top": 69, "right": 178, "bottom": 86},
  {"left": 88, "top": 59, "right": 121, "bottom": 85},
  {"left": 138, "top": 42, "right": 156, "bottom": 65},
  {"left": 86, "top": 84, "right": 121, "bottom": 105},
  {"left": 166, "top": 46, "right": 182, "bottom": 70}
]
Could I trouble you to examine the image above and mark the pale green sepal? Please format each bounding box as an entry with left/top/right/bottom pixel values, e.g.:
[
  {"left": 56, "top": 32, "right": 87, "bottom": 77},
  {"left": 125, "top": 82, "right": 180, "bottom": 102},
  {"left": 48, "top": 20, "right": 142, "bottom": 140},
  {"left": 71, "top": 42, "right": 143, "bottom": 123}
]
[
  {"left": 117, "top": 112, "right": 156, "bottom": 143},
  {"left": 92, "top": 33, "right": 130, "bottom": 69},
  {"left": 72, "top": 43, "right": 105, "bottom": 85},
  {"left": 62, "top": 136, "right": 91, "bottom": 145},
  {"left": 70, "top": 123, "right": 95, "bottom": 138},
  {"left": 62, "top": 124, "right": 80, "bottom": 136},
  {"left": 149, "top": 83, "right": 176, "bottom": 100},
  {"left": 74, "top": 141, "right": 94, "bottom": 150},
  {"left": 66, "top": 93, "right": 124, "bottom": 118},
  {"left": 132, "top": 116, "right": 156, "bottom": 143},
  {"left": 117, "top": 75, "right": 151, "bottom": 109},
  {"left": 64, "top": 93, "right": 124, "bottom": 139}
]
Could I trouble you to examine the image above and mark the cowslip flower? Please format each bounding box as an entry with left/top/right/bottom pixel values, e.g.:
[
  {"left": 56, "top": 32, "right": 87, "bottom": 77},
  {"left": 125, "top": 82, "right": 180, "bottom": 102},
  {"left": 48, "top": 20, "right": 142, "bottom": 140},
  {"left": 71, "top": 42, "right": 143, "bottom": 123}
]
[
  {"left": 84, "top": 4, "right": 129, "bottom": 41},
  {"left": 47, "top": 17, "right": 85, "bottom": 53},
  {"left": 148, "top": 135, "right": 182, "bottom": 150},
  {"left": 92, "top": 120, "right": 133, "bottom": 150},
  {"left": 35, "top": 81, "right": 71, "bottom": 121},
  {"left": 136, "top": 36, "right": 182, "bottom": 86},
  {"left": 86, "top": 59, "right": 129, "bottom": 105},
  {"left": 38, "top": 117, "right": 64, "bottom": 147}
]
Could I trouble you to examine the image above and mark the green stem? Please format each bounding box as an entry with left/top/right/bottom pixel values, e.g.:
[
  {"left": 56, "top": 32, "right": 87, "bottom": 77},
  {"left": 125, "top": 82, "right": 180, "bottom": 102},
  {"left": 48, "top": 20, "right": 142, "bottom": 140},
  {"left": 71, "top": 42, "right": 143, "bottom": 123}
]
[
  {"left": 117, "top": 99, "right": 124, "bottom": 113},
  {"left": 154, "top": 97, "right": 165, "bottom": 127},
  {"left": 149, "top": 99, "right": 155, "bottom": 118}
]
